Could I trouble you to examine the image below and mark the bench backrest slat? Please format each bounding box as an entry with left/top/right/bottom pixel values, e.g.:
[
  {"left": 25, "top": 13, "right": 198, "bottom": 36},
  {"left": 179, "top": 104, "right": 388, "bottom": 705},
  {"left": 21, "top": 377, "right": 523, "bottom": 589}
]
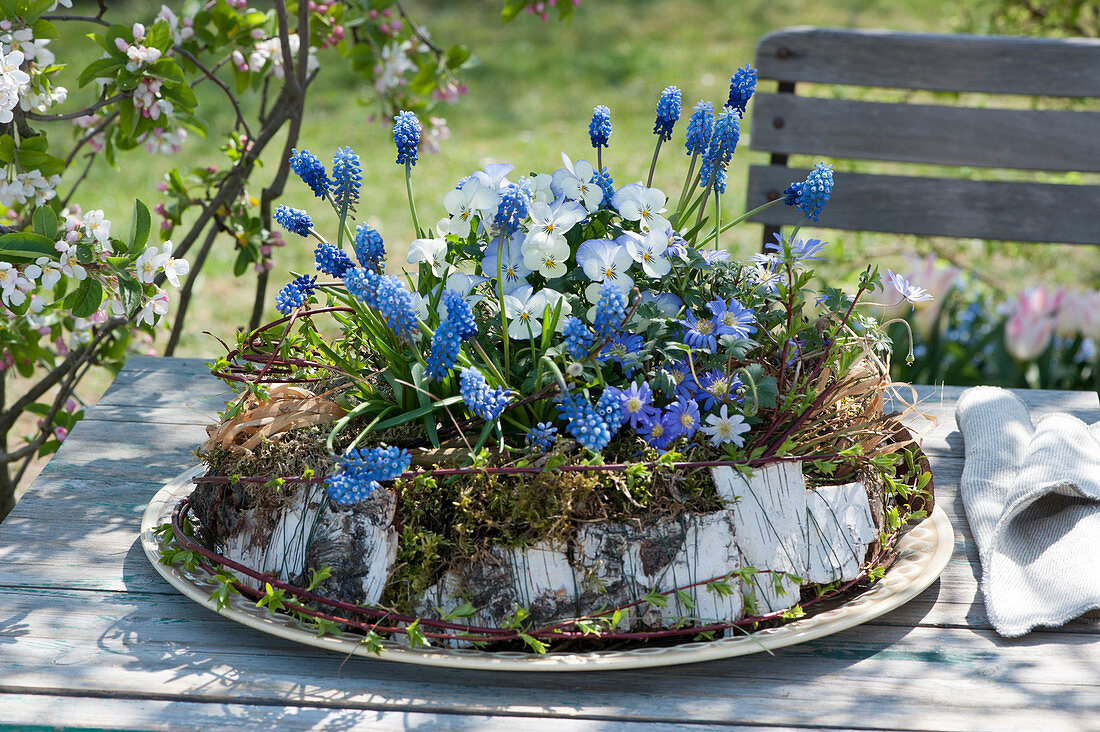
[
  {"left": 755, "top": 27, "right": 1100, "bottom": 97},
  {"left": 747, "top": 27, "right": 1100, "bottom": 246}
]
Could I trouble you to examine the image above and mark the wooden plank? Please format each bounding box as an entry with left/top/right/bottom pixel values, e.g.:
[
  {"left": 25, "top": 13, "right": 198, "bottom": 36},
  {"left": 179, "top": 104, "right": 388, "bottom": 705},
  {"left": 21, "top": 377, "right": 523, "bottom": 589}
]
[
  {"left": 755, "top": 27, "right": 1100, "bottom": 97},
  {"left": 98, "top": 356, "right": 227, "bottom": 414},
  {"left": 751, "top": 93, "right": 1100, "bottom": 173},
  {"left": 746, "top": 165, "right": 1100, "bottom": 245},
  {"left": 2, "top": 585, "right": 1099, "bottom": 731},
  {"left": 0, "top": 694, "right": 726, "bottom": 732}
]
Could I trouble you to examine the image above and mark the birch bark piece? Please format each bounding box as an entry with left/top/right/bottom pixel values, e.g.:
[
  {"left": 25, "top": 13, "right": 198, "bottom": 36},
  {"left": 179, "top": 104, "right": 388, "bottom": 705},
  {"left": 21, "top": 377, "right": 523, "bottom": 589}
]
[
  {"left": 804, "top": 481, "right": 878, "bottom": 584},
  {"left": 712, "top": 462, "right": 808, "bottom": 613},
  {"left": 306, "top": 487, "right": 399, "bottom": 607}
]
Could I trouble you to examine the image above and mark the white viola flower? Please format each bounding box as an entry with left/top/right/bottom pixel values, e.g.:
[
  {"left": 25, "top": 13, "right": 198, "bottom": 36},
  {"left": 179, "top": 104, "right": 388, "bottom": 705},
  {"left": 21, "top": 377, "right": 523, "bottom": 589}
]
[
  {"left": 442, "top": 179, "right": 499, "bottom": 237},
  {"left": 622, "top": 230, "right": 672, "bottom": 279},
  {"left": 55, "top": 242, "right": 86, "bottom": 281},
  {"left": 409, "top": 292, "right": 430, "bottom": 321},
  {"left": 137, "top": 288, "right": 170, "bottom": 327},
  {"left": 521, "top": 238, "right": 570, "bottom": 279},
  {"left": 469, "top": 162, "right": 514, "bottom": 192},
  {"left": 481, "top": 234, "right": 531, "bottom": 295},
  {"left": 551, "top": 153, "right": 603, "bottom": 212},
  {"left": 136, "top": 245, "right": 167, "bottom": 284},
  {"left": 83, "top": 209, "right": 111, "bottom": 249},
  {"left": 443, "top": 271, "right": 489, "bottom": 312},
  {"left": 503, "top": 286, "right": 570, "bottom": 340},
  {"left": 576, "top": 237, "right": 634, "bottom": 289},
  {"left": 612, "top": 183, "right": 670, "bottom": 233},
  {"left": 407, "top": 237, "right": 450, "bottom": 277},
  {"left": 528, "top": 173, "right": 554, "bottom": 204},
  {"left": 524, "top": 199, "right": 586, "bottom": 253},
  {"left": 701, "top": 405, "right": 751, "bottom": 447},
  {"left": 160, "top": 242, "right": 190, "bottom": 288},
  {"left": 35, "top": 257, "right": 61, "bottom": 289}
]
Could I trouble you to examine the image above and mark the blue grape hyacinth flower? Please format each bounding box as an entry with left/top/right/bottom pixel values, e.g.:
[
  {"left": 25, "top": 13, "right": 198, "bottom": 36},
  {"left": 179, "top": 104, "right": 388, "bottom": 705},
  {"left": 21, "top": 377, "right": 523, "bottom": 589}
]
[
  {"left": 289, "top": 148, "right": 331, "bottom": 199},
  {"left": 653, "top": 86, "right": 682, "bottom": 141},
  {"left": 393, "top": 110, "right": 422, "bottom": 166},
  {"left": 331, "top": 146, "right": 362, "bottom": 210},
  {"left": 274, "top": 205, "right": 313, "bottom": 237},
  {"left": 784, "top": 162, "right": 834, "bottom": 221},
  {"left": 589, "top": 105, "right": 612, "bottom": 149},
  {"left": 726, "top": 65, "right": 758, "bottom": 117},
  {"left": 684, "top": 100, "right": 714, "bottom": 156},
  {"left": 274, "top": 274, "right": 317, "bottom": 314}
]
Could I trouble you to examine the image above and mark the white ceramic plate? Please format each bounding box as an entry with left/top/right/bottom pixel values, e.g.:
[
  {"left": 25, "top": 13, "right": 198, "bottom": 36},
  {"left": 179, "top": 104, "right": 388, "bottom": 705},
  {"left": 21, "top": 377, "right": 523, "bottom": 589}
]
[{"left": 142, "top": 466, "right": 953, "bottom": 672}]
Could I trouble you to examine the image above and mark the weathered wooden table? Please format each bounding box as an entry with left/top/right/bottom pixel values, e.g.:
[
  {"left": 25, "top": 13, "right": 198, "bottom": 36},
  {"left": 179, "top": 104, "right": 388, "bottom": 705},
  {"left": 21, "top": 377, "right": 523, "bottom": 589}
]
[{"left": 2, "top": 355, "right": 1099, "bottom": 731}]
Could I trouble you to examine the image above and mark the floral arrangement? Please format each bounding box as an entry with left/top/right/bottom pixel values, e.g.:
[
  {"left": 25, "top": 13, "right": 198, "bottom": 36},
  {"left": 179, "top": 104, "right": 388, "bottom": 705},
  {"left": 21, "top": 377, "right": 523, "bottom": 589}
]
[{"left": 194, "top": 65, "right": 934, "bottom": 649}]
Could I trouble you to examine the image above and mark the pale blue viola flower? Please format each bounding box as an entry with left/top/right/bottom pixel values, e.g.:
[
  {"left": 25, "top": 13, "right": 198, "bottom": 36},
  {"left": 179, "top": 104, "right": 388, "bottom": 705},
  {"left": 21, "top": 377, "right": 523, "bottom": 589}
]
[
  {"left": 551, "top": 153, "right": 604, "bottom": 213},
  {"left": 502, "top": 285, "right": 571, "bottom": 340},
  {"left": 632, "top": 289, "right": 682, "bottom": 328},
  {"left": 481, "top": 233, "right": 532, "bottom": 295},
  {"left": 528, "top": 173, "right": 555, "bottom": 204},
  {"left": 443, "top": 178, "right": 500, "bottom": 237},
  {"left": 443, "top": 271, "right": 489, "bottom": 313},
  {"left": 621, "top": 230, "right": 672, "bottom": 278},
  {"left": 611, "top": 183, "right": 670, "bottom": 233},
  {"left": 576, "top": 237, "right": 634, "bottom": 298},
  {"left": 521, "top": 232, "right": 571, "bottom": 279},
  {"left": 406, "top": 236, "right": 449, "bottom": 277},
  {"left": 524, "top": 198, "right": 587, "bottom": 252},
  {"left": 469, "top": 162, "right": 515, "bottom": 192}
]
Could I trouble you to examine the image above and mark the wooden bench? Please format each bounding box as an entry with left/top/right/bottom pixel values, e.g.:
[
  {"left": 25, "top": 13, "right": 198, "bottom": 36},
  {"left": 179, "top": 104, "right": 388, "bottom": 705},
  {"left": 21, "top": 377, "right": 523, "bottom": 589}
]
[{"left": 745, "top": 27, "right": 1100, "bottom": 246}]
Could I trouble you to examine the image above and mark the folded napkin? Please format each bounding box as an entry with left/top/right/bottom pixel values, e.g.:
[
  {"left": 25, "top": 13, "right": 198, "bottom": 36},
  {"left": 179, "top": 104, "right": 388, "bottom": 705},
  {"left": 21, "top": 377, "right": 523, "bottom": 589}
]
[{"left": 955, "top": 386, "right": 1100, "bottom": 637}]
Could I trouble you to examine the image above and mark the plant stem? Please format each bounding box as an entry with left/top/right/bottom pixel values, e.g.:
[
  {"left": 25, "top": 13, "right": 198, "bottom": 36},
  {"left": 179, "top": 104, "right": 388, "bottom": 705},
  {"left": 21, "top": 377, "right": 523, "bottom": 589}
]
[
  {"left": 405, "top": 161, "right": 422, "bottom": 238},
  {"left": 646, "top": 138, "right": 663, "bottom": 188}
]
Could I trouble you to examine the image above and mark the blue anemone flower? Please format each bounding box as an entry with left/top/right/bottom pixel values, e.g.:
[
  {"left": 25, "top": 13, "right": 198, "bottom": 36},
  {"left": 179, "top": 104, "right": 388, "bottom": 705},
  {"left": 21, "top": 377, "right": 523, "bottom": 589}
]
[{"left": 680, "top": 311, "right": 718, "bottom": 353}]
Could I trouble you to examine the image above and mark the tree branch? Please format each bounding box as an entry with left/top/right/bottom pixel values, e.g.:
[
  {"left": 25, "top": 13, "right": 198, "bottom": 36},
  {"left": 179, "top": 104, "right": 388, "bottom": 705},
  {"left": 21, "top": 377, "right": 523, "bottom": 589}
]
[
  {"left": 41, "top": 14, "right": 110, "bottom": 26},
  {"left": 173, "top": 45, "right": 252, "bottom": 139},
  {"left": 24, "top": 92, "right": 127, "bottom": 122},
  {"left": 164, "top": 222, "right": 221, "bottom": 356},
  {"left": 273, "top": 1, "right": 301, "bottom": 98},
  {"left": 64, "top": 110, "right": 117, "bottom": 168}
]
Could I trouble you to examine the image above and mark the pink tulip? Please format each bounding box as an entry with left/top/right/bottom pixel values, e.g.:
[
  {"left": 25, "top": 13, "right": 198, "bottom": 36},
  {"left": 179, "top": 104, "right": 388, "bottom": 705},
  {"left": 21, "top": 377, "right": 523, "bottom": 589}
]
[
  {"left": 1054, "top": 289, "right": 1100, "bottom": 341},
  {"left": 1005, "top": 286, "right": 1062, "bottom": 362}
]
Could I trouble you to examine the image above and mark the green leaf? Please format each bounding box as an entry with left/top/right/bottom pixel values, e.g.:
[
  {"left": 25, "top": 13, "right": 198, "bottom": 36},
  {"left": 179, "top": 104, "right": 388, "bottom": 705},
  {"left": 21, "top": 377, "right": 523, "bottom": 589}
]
[
  {"left": 118, "top": 98, "right": 136, "bottom": 140},
  {"left": 32, "top": 205, "right": 57, "bottom": 240},
  {"left": 0, "top": 231, "right": 56, "bottom": 262},
  {"left": 75, "top": 243, "right": 95, "bottom": 265},
  {"left": 0, "top": 133, "right": 13, "bottom": 164},
  {"left": 232, "top": 247, "right": 250, "bottom": 277},
  {"left": 32, "top": 17, "right": 58, "bottom": 39},
  {"left": 148, "top": 58, "right": 184, "bottom": 84},
  {"left": 501, "top": 0, "right": 528, "bottom": 23},
  {"left": 160, "top": 81, "right": 197, "bottom": 111},
  {"left": 16, "top": 149, "right": 64, "bottom": 177},
  {"left": 145, "top": 20, "right": 171, "bottom": 52},
  {"left": 118, "top": 275, "right": 141, "bottom": 316},
  {"left": 128, "top": 199, "right": 151, "bottom": 254},
  {"left": 78, "top": 56, "right": 125, "bottom": 87},
  {"left": 444, "top": 44, "right": 470, "bottom": 69},
  {"left": 65, "top": 278, "right": 104, "bottom": 318}
]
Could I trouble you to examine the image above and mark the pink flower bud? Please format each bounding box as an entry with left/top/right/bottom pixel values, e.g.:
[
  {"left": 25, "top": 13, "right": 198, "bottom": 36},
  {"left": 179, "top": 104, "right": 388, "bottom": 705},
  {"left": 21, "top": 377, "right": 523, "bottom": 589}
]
[
  {"left": 0, "top": 20, "right": 10, "bottom": 30},
  {"left": 65, "top": 398, "right": 78, "bottom": 412},
  {"left": 38, "top": 326, "right": 50, "bottom": 336},
  {"left": 161, "top": 220, "right": 172, "bottom": 230},
  {"left": 260, "top": 244, "right": 272, "bottom": 256},
  {"left": 54, "top": 427, "right": 68, "bottom": 441},
  {"left": 156, "top": 181, "right": 168, "bottom": 192},
  {"left": 115, "top": 37, "right": 129, "bottom": 53}
]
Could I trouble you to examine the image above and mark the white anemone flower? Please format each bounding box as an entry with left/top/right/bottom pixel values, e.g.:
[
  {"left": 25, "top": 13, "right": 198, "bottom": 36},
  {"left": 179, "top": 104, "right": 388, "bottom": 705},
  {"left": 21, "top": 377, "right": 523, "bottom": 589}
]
[
  {"left": 481, "top": 234, "right": 531, "bottom": 295},
  {"left": 700, "top": 405, "right": 751, "bottom": 447},
  {"left": 503, "top": 286, "right": 571, "bottom": 340},
  {"left": 524, "top": 198, "right": 586, "bottom": 252},
  {"left": 612, "top": 183, "right": 670, "bottom": 233},
  {"left": 407, "top": 237, "right": 450, "bottom": 277},
  {"left": 443, "top": 179, "right": 499, "bottom": 237},
  {"left": 622, "top": 230, "right": 672, "bottom": 278},
  {"left": 551, "top": 153, "right": 604, "bottom": 212}
]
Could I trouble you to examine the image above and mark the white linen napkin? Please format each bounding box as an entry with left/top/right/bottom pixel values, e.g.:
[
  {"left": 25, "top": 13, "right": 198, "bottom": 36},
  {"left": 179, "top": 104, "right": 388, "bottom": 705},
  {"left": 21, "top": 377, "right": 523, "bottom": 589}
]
[{"left": 955, "top": 385, "right": 1100, "bottom": 637}]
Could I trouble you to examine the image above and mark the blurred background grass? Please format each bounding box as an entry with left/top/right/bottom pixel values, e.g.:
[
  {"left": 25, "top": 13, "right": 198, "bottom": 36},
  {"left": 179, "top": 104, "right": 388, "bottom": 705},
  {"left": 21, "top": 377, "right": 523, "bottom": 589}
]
[{"left": 58, "top": 0, "right": 1095, "bottom": 358}]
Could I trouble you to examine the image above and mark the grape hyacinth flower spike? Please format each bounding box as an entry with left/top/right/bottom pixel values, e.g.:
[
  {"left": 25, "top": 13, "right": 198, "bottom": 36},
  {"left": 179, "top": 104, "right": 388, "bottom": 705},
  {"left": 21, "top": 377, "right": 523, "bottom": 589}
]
[
  {"left": 289, "top": 148, "right": 331, "bottom": 199},
  {"left": 393, "top": 110, "right": 423, "bottom": 236},
  {"left": 331, "top": 146, "right": 362, "bottom": 217},
  {"left": 589, "top": 104, "right": 611, "bottom": 169},
  {"left": 726, "top": 65, "right": 757, "bottom": 117},
  {"left": 648, "top": 85, "right": 681, "bottom": 186},
  {"left": 784, "top": 162, "right": 834, "bottom": 222}
]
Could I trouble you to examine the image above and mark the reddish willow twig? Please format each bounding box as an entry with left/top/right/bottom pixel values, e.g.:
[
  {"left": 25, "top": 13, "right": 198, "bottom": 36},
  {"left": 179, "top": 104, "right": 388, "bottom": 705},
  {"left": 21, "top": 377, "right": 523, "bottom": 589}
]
[{"left": 170, "top": 496, "right": 906, "bottom": 646}]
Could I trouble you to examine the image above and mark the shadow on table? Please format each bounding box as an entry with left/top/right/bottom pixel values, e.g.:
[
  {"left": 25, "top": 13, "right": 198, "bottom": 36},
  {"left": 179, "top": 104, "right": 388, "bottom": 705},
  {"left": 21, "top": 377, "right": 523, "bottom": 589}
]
[{"left": 109, "top": 537, "right": 1100, "bottom": 729}]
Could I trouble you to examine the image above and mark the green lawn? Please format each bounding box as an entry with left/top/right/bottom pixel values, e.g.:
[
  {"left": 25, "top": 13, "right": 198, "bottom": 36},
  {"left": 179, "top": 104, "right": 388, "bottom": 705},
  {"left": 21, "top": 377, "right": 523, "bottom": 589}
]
[{"left": 59, "top": 0, "right": 1088, "bottom": 357}]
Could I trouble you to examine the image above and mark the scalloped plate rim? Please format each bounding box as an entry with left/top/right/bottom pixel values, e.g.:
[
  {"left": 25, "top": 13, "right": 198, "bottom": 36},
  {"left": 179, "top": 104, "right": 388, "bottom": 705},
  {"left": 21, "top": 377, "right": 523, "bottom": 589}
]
[{"left": 141, "top": 465, "right": 953, "bottom": 672}]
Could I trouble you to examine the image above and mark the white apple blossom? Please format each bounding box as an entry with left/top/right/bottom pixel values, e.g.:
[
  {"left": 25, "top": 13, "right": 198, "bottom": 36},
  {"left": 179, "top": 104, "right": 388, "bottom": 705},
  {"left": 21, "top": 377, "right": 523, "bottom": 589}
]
[
  {"left": 35, "top": 257, "right": 61, "bottom": 289},
  {"left": 136, "top": 245, "right": 167, "bottom": 284},
  {"left": 83, "top": 210, "right": 111, "bottom": 249},
  {"left": 612, "top": 183, "right": 670, "bottom": 233},
  {"left": 0, "top": 262, "right": 32, "bottom": 306},
  {"left": 137, "top": 288, "right": 170, "bottom": 327},
  {"left": 55, "top": 242, "right": 86, "bottom": 281},
  {"left": 160, "top": 242, "right": 190, "bottom": 288}
]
